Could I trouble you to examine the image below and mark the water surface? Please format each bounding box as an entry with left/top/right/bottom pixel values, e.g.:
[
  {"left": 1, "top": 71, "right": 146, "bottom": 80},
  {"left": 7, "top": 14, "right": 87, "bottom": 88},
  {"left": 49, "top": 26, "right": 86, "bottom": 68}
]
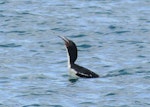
[{"left": 0, "top": 0, "right": 150, "bottom": 107}]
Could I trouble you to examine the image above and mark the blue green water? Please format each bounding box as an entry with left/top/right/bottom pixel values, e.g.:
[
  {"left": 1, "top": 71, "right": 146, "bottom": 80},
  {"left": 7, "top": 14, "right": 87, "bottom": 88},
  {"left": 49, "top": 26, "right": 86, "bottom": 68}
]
[{"left": 0, "top": 0, "right": 150, "bottom": 107}]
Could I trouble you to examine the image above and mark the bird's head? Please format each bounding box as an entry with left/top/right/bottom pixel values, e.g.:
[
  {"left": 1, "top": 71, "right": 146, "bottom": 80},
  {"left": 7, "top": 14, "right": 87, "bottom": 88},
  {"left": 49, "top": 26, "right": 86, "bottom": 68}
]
[
  {"left": 59, "top": 36, "right": 78, "bottom": 64},
  {"left": 58, "top": 36, "right": 75, "bottom": 48}
]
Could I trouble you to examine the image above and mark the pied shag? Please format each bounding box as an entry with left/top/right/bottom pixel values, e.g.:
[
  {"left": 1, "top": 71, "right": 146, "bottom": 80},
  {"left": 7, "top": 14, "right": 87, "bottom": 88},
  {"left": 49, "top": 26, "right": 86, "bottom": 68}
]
[{"left": 59, "top": 36, "right": 99, "bottom": 78}]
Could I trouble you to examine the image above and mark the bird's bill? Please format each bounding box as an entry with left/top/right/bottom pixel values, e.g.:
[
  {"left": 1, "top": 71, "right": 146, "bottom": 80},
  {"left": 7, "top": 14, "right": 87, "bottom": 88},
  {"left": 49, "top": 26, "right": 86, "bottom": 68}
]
[{"left": 58, "top": 36, "right": 70, "bottom": 47}]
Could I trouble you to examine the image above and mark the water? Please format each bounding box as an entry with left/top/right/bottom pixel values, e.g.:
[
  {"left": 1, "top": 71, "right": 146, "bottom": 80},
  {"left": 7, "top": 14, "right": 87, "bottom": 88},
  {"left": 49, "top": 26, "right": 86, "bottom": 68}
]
[{"left": 0, "top": 0, "right": 150, "bottom": 107}]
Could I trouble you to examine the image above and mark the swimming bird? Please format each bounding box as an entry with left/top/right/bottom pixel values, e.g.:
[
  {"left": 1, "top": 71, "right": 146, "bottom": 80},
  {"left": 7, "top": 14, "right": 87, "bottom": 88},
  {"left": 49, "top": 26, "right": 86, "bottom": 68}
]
[{"left": 59, "top": 36, "right": 99, "bottom": 78}]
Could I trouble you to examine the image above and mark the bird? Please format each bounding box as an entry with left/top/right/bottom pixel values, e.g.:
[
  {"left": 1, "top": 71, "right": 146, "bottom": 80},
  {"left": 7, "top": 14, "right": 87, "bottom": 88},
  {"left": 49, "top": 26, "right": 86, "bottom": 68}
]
[{"left": 59, "top": 36, "right": 99, "bottom": 79}]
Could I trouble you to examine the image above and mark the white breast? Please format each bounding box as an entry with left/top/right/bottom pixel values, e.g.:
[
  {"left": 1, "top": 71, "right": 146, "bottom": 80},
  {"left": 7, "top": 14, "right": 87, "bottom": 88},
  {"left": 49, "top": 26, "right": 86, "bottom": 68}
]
[
  {"left": 65, "top": 47, "right": 79, "bottom": 78},
  {"left": 68, "top": 68, "right": 79, "bottom": 79}
]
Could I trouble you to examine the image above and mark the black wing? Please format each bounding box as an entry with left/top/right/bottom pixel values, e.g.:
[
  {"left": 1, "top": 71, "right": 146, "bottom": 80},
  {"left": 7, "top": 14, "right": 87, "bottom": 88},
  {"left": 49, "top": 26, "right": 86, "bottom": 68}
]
[{"left": 71, "top": 64, "right": 99, "bottom": 78}]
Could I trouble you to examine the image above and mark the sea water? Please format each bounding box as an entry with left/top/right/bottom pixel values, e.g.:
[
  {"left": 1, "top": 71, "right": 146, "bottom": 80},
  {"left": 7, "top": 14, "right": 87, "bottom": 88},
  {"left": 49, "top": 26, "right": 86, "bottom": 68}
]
[{"left": 0, "top": 0, "right": 150, "bottom": 107}]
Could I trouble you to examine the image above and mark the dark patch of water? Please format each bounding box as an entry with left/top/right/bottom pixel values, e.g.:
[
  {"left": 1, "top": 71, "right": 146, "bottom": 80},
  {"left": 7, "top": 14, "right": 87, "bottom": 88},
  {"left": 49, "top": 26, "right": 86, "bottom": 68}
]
[
  {"left": 78, "top": 44, "right": 92, "bottom": 48},
  {"left": 0, "top": 43, "right": 22, "bottom": 48}
]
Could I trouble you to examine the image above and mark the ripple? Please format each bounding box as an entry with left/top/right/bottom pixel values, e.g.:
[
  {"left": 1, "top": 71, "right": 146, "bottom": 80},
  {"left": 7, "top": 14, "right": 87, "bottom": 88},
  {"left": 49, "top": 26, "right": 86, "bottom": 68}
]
[
  {"left": 0, "top": 75, "right": 10, "bottom": 83},
  {"left": 135, "top": 70, "right": 150, "bottom": 74},
  {"left": 71, "top": 7, "right": 80, "bottom": 10},
  {"left": 108, "top": 25, "right": 116, "bottom": 30},
  {"left": 71, "top": 34, "right": 87, "bottom": 38},
  {"left": 0, "top": 14, "right": 5, "bottom": 17},
  {"left": 94, "top": 11, "right": 112, "bottom": 15},
  {"left": 137, "top": 55, "right": 146, "bottom": 58},
  {"left": 103, "top": 69, "right": 132, "bottom": 78},
  {"left": 147, "top": 21, "right": 150, "bottom": 23},
  {"left": 105, "top": 93, "right": 116, "bottom": 96},
  {"left": 30, "top": 50, "right": 38, "bottom": 52},
  {"left": 51, "top": 28, "right": 62, "bottom": 31},
  {"left": 79, "top": 102, "right": 95, "bottom": 105},
  {"left": 114, "top": 31, "right": 130, "bottom": 34},
  {"left": 51, "top": 28, "right": 69, "bottom": 32},
  {"left": 135, "top": 66, "right": 143, "bottom": 69},
  {"left": 144, "top": 76, "right": 150, "bottom": 79},
  {"left": 22, "top": 104, "right": 40, "bottom": 107},
  {"left": 103, "top": 65, "right": 111, "bottom": 68},
  {"left": 78, "top": 44, "right": 92, "bottom": 48},
  {"left": 46, "top": 90, "right": 58, "bottom": 94},
  {"left": 118, "top": 69, "right": 131, "bottom": 75},
  {"left": 0, "top": 1, "right": 8, "bottom": 4},
  {"left": 0, "top": 80, "right": 9, "bottom": 83},
  {"left": 0, "top": 43, "right": 22, "bottom": 48},
  {"left": 95, "top": 31, "right": 104, "bottom": 35},
  {"left": 18, "top": 12, "right": 31, "bottom": 15},
  {"left": 7, "top": 30, "right": 27, "bottom": 35},
  {"left": 22, "top": 104, "right": 63, "bottom": 107},
  {"left": 140, "top": 28, "right": 149, "bottom": 32},
  {"left": 49, "top": 105, "right": 63, "bottom": 107},
  {"left": 129, "top": 41, "right": 144, "bottom": 44},
  {"left": 19, "top": 74, "right": 49, "bottom": 80},
  {"left": 0, "top": 77, "right": 9, "bottom": 79},
  {"left": 116, "top": 40, "right": 145, "bottom": 45},
  {"left": 17, "top": 92, "right": 52, "bottom": 98},
  {"left": 30, "top": 93, "right": 52, "bottom": 96},
  {"left": 138, "top": 45, "right": 144, "bottom": 49},
  {"left": 116, "top": 40, "right": 127, "bottom": 43}
]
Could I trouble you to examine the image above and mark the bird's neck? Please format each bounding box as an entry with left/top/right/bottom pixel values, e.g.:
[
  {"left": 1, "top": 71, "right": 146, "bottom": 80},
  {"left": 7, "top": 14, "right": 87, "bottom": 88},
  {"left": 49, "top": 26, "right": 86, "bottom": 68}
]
[{"left": 65, "top": 47, "right": 77, "bottom": 68}]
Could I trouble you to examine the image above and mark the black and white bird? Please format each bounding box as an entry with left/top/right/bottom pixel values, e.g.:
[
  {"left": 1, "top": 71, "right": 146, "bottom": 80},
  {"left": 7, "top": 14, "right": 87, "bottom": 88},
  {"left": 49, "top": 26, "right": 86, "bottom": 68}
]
[{"left": 59, "top": 36, "right": 99, "bottom": 79}]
